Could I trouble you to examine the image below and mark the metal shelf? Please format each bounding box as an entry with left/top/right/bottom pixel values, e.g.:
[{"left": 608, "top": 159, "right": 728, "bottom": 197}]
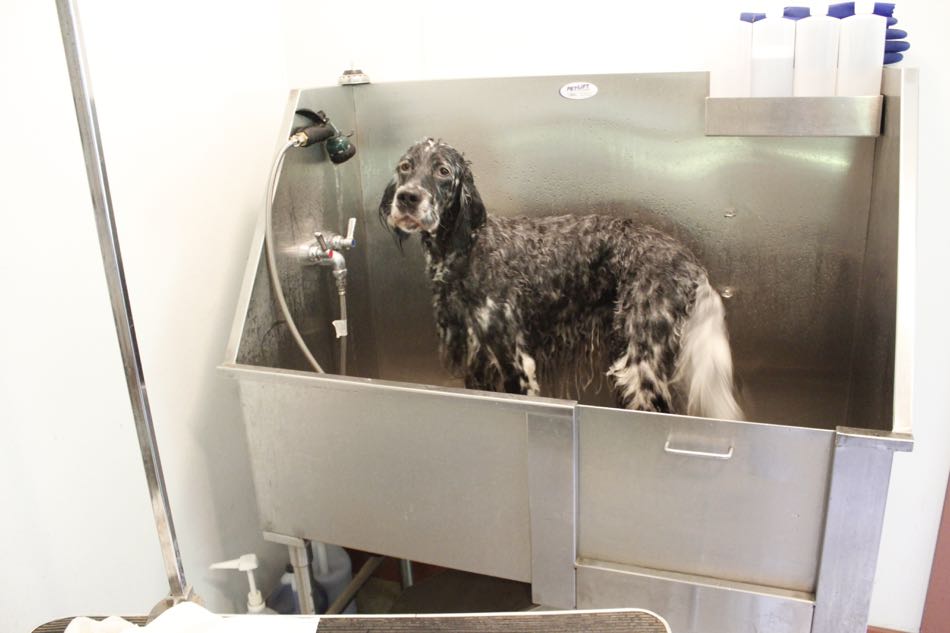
[{"left": 705, "top": 95, "right": 884, "bottom": 137}]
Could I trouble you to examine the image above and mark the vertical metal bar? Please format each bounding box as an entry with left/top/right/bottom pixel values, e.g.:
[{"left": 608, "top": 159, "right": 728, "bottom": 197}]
[
  {"left": 811, "top": 430, "right": 899, "bottom": 633},
  {"left": 288, "top": 543, "right": 316, "bottom": 614},
  {"left": 55, "top": 0, "right": 187, "bottom": 598},
  {"left": 399, "top": 559, "right": 415, "bottom": 589},
  {"left": 526, "top": 410, "right": 577, "bottom": 608}
]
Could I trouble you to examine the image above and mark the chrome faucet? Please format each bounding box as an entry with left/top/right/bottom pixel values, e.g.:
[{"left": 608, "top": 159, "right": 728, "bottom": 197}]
[{"left": 307, "top": 217, "right": 357, "bottom": 292}]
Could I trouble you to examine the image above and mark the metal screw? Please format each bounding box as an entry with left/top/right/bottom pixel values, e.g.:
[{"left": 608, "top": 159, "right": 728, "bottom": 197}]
[{"left": 720, "top": 286, "right": 735, "bottom": 299}]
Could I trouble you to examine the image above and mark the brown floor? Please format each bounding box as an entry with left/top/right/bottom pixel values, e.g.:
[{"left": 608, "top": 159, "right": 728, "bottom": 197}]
[{"left": 349, "top": 550, "right": 533, "bottom": 614}]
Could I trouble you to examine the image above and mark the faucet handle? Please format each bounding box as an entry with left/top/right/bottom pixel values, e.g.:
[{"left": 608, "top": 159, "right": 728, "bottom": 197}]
[
  {"left": 314, "top": 232, "right": 329, "bottom": 252},
  {"left": 345, "top": 217, "right": 357, "bottom": 244}
]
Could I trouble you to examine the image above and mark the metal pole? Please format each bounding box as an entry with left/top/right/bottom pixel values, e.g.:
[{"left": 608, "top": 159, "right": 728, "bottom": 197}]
[
  {"left": 289, "top": 542, "right": 317, "bottom": 615},
  {"left": 55, "top": 0, "right": 187, "bottom": 599},
  {"left": 326, "top": 555, "right": 386, "bottom": 615},
  {"left": 399, "top": 559, "right": 414, "bottom": 589}
]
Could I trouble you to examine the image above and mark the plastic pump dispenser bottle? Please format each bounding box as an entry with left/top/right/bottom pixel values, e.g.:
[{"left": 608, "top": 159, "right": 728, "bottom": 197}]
[
  {"left": 710, "top": 13, "right": 757, "bottom": 97},
  {"left": 835, "top": 0, "right": 886, "bottom": 95},
  {"left": 210, "top": 553, "right": 277, "bottom": 614},
  {"left": 793, "top": 5, "right": 841, "bottom": 96},
  {"left": 751, "top": 8, "right": 796, "bottom": 96}
]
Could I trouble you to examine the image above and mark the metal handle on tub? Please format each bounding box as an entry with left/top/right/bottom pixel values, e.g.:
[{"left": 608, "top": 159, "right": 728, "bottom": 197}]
[{"left": 663, "top": 439, "right": 734, "bottom": 460}]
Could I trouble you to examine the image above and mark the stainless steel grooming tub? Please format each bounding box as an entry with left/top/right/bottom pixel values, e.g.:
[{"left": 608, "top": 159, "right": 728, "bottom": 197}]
[{"left": 221, "top": 70, "right": 917, "bottom": 633}]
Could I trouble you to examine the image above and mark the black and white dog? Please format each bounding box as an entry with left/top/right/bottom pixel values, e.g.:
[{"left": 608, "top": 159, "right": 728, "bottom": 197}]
[{"left": 380, "top": 138, "right": 743, "bottom": 420}]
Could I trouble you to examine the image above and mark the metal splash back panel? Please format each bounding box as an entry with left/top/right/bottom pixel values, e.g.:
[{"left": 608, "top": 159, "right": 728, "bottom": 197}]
[
  {"left": 351, "top": 72, "right": 888, "bottom": 429},
  {"left": 233, "top": 71, "right": 902, "bottom": 431}
]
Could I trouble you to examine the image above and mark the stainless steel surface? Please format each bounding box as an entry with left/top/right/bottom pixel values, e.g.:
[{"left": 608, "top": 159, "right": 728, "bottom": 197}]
[
  {"left": 526, "top": 411, "right": 577, "bottom": 608},
  {"left": 240, "top": 72, "right": 911, "bottom": 431},
  {"left": 835, "top": 426, "right": 914, "bottom": 452},
  {"left": 266, "top": 138, "right": 326, "bottom": 373},
  {"left": 812, "top": 434, "right": 897, "bottom": 633},
  {"left": 227, "top": 363, "right": 575, "bottom": 584},
  {"left": 344, "top": 72, "right": 881, "bottom": 427},
  {"left": 890, "top": 67, "right": 918, "bottom": 435},
  {"left": 224, "top": 70, "right": 918, "bottom": 632},
  {"left": 576, "top": 560, "right": 814, "bottom": 633},
  {"left": 56, "top": 0, "right": 187, "bottom": 599},
  {"left": 262, "top": 530, "right": 307, "bottom": 547},
  {"left": 844, "top": 68, "right": 917, "bottom": 434},
  {"left": 662, "top": 439, "right": 734, "bottom": 460},
  {"left": 845, "top": 73, "right": 900, "bottom": 430},
  {"left": 705, "top": 96, "right": 883, "bottom": 137},
  {"left": 577, "top": 405, "right": 834, "bottom": 592},
  {"left": 236, "top": 87, "right": 377, "bottom": 378}
]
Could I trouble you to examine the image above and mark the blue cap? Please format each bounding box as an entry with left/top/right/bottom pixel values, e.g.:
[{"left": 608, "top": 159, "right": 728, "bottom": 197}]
[
  {"left": 783, "top": 6, "right": 811, "bottom": 19},
  {"left": 874, "top": 2, "right": 896, "bottom": 17},
  {"left": 828, "top": 2, "right": 855, "bottom": 18},
  {"left": 740, "top": 12, "right": 767, "bottom": 22}
]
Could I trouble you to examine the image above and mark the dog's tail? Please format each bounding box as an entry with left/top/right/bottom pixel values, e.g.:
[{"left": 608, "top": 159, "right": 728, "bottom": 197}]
[{"left": 672, "top": 280, "right": 743, "bottom": 420}]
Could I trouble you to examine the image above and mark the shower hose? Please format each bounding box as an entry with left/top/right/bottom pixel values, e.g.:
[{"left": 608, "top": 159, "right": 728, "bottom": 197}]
[{"left": 265, "top": 138, "right": 348, "bottom": 375}]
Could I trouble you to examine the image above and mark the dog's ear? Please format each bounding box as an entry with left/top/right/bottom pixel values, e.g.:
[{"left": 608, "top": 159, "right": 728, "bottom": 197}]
[
  {"left": 377, "top": 177, "right": 410, "bottom": 251},
  {"left": 459, "top": 162, "right": 486, "bottom": 227},
  {"left": 440, "top": 160, "right": 486, "bottom": 254},
  {"left": 378, "top": 177, "right": 396, "bottom": 221}
]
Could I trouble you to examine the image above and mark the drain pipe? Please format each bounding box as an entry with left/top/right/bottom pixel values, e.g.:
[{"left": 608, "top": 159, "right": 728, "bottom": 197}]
[{"left": 55, "top": 0, "right": 192, "bottom": 612}]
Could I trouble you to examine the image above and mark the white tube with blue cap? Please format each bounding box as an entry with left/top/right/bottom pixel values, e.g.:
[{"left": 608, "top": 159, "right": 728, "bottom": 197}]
[
  {"left": 751, "top": 8, "right": 796, "bottom": 96},
  {"left": 834, "top": 0, "right": 887, "bottom": 95},
  {"left": 710, "top": 12, "right": 760, "bottom": 97},
  {"left": 793, "top": 4, "right": 841, "bottom": 96}
]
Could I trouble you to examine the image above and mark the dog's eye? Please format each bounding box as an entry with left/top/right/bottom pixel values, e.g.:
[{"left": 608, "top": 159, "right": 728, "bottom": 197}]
[
  {"left": 398, "top": 161, "right": 411, "bottom": 173},
  {"left": 438, "top": 166, "right": 451, "bottom": 177}
]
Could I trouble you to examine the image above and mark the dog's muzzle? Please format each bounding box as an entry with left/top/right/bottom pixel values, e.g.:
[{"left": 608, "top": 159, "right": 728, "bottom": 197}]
[{"left": 390, "top": 185, "right": 439, "bottom": 232}]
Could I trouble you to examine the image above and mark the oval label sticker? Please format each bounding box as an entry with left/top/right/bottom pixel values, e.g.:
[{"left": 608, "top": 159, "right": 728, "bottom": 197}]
[{"left": 559, "top": 81, "right": 598, "bottom": 100}]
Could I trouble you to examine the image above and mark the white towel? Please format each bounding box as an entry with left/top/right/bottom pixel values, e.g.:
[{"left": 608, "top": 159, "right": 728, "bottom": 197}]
[{"left": 64, "top": 603, "right": 320, "bottom": 633}]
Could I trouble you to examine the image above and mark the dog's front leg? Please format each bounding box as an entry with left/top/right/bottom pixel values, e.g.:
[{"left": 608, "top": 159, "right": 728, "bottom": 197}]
[{"left": 463, "top": 357, "right": 501, "bottom": 392}]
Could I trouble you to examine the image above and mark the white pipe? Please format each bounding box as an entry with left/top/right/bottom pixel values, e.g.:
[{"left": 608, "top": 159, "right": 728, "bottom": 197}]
[{"left": 315, "top": 541, "right": 330, "bottom": 577}]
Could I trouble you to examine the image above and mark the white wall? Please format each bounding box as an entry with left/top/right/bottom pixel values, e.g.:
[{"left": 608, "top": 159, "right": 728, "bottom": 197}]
[
  {"left": 1, "top": 1, "right": 291, "bottom": 630},
  {"left": 0, "top": 3, "right": 168, "bottom": 630},
  {"left": 3, "top": 1, "right": 947, "bottom": 631}
]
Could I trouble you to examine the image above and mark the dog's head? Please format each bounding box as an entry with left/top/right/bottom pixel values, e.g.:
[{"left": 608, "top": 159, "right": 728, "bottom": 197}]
[{"left": 379, "top": 138, "right": 485, "bottom": 249}]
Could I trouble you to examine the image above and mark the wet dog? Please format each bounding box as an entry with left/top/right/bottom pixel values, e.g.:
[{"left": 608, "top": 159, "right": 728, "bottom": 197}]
[{"left": 379, "top": 138, "right": 742, "bottom": 419}]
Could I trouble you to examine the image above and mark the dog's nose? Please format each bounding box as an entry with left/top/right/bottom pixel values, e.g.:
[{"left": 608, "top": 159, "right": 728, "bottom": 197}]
[{"left": 395, "top": 187, "right": 423, "bottom": 208}]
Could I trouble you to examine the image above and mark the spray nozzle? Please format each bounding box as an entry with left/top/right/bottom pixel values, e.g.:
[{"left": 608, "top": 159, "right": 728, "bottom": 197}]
[
  {"left": 292, "top": 109, "right": 357, "bottom": 164},
  {"left": 210, "top": 553, "right": 266, "bottom": 614}
]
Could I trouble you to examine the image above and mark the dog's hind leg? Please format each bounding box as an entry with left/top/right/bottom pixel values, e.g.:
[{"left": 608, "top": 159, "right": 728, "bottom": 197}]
[
  {"left": 464, "top": 356, "right": 501, "bottom": 392},
  {"left": 607, "top": 279, "right": 685, "bottom": 413},
  {"left": 489, "top": 343, "right": 541, "bottom": 397},
  {"left": 507, "top": 348, "right": 541, "bottom": 397}
]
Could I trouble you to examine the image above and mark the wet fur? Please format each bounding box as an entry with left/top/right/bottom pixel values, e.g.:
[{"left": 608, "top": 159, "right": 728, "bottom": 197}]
[{"left": 379, "top": 138, "right": 742, "bottom": 418}]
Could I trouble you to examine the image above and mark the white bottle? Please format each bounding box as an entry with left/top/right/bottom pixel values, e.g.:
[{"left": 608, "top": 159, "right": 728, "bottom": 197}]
[
  {"left": 311, "top": 544, "right": 356, "bottom": 614},
  {"left": 835, "top": 0, "right": 886, "bottom": 95},
  {"left": 793, "top": 6, "right": 841, "bottom": 96},
  {"left": 710, "top": 16, "right": 753, "bottom": 97},
  {"left": 210, "top": 553, "right": 278, "bottom": 614},
  {"left": 751, "top": 9, "right": 796, "bottom": 97}
]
